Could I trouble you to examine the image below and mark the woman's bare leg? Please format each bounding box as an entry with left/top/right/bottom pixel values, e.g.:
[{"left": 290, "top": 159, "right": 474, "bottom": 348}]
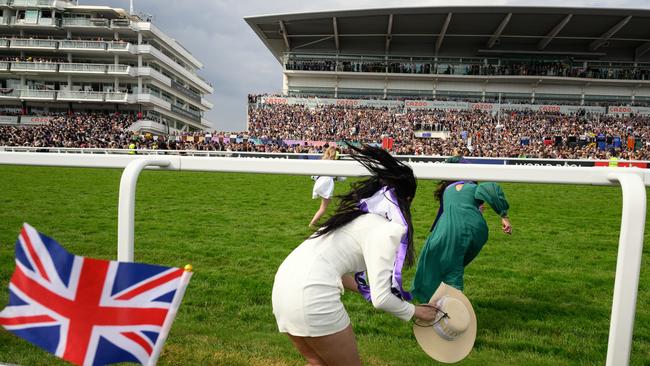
[
  {"left": 304, "top": 325, "right": 362, "bottom": 366},
  {"left": 309, "top": 198, "right": 331, "bottom": 227},
  {"left": 288, "top": 335, "right": 328, "bottom": 366}
]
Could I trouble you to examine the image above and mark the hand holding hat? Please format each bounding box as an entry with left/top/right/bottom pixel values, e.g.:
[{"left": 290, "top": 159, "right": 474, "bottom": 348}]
[{"left": 413, "top": 283, "right": 477, "bottom": 363}]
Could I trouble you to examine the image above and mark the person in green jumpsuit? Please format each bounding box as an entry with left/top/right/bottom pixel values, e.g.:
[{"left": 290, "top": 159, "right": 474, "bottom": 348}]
[{"left": 411, "top": 157, "right": 512, "bottom": 303}]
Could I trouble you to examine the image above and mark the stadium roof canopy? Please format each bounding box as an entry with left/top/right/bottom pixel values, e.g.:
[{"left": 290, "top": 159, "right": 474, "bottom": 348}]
[{"left": 245, "top": 6, "right": 650, "bottom": 62}]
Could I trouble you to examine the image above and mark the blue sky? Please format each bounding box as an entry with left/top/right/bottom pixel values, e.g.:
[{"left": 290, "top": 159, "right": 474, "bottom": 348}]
[{"left": 83, "top": 0, "right": 647, "bottom": 131}]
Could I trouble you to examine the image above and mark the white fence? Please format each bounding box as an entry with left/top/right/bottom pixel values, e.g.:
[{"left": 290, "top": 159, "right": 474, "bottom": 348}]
[{"left": 0, "top": 151, "right": 646, "bottom": 366}]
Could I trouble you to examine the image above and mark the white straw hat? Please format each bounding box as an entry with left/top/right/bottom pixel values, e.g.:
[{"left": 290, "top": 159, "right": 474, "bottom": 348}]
[{"left": 413, "top": 283, "right": 477, "bottom": 363}]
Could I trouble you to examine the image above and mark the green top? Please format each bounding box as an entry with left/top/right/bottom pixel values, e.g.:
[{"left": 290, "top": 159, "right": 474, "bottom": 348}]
[{"left": 411, "top": 181, "right": 509, "bottom": 303}]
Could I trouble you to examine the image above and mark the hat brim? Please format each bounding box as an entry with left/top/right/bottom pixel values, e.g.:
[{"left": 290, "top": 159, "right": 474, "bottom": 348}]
[{"left": 413, "top": 283, "right": 477, "bottom": 363}]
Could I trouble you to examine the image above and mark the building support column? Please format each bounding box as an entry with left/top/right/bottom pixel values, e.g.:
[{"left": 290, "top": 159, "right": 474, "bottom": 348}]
[
  {"left": 282, "top": 73, "right": 288, "bottom": 96},
  {"left": 383, "top": 77, "right": 388, "bottom": 99},
  {"left": 113, "top": 54, "right": 119, "bottom": 91},
  {"left": 137, "top": 55, "right": 142, "bottom": 94},
  {"left": 334, "top": 75, "right": 339, "bottom": 98}
]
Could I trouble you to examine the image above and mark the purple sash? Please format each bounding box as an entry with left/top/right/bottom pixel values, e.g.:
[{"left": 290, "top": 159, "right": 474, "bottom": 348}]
[{"left": 355, "top": 186, "right": 412, "bottom": 302}]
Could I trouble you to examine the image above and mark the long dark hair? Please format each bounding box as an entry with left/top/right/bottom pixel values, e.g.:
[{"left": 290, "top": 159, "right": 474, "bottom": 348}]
[
  {"left": 434, "top": 181, "right": 454, "bottom": 202},
  {"left": 313, "top": 143, "right": 418, "bottom": 266}
]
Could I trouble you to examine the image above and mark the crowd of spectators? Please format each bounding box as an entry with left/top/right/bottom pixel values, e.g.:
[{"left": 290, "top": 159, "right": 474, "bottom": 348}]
[
  {"left": 285, "top": 58, "right": 650, "bottom": 81},
  {"left": 0, "top": 113, "right": 136, "bottom": 148},
  {"left": 247, "top": 104, "right": 650, "bottom": 160},
  {"left": 2, "top": 107, "right": 650, "bottom": 160}
]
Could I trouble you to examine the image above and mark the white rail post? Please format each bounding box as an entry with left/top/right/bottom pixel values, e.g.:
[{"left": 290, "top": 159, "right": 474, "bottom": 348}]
[
  {"left": 118, "top": 158, "right": 171, "bottom": 262},
  {"left": 606, "top": 172, "right": 646, "bottom": 366}
]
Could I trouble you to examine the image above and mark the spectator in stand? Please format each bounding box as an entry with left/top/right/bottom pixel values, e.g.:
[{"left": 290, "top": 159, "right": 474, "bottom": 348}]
[{"left": 309, "top": 146, "right": 342, "bottom": 228}]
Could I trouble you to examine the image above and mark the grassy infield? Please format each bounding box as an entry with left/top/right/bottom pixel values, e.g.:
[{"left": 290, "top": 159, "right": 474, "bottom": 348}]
[{"left": 0, "top": 165, "right": 648, "bottom": 366}]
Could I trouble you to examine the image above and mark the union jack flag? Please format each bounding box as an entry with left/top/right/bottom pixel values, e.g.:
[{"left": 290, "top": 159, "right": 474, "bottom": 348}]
[{"left": 0, "top": 223, "right": 192, "bottom": 366}]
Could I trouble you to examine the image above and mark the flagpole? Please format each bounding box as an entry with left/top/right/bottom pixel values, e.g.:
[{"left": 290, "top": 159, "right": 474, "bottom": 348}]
[{"left": 147, "top": 265, "right": 193, "bottom": 366}]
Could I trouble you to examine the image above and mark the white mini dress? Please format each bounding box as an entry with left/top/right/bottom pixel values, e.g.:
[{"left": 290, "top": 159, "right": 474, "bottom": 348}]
[
  {"left": 272, "top": 214, "right": 415, "bottom": 337},
  {"left": 312, "top": 176, "right": 335, "bottom": 199}
]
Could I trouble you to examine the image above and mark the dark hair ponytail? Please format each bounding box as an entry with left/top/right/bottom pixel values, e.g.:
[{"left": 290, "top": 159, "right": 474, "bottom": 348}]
[{"left": 312, "top": 143, "right": 418, "bottom": 266}]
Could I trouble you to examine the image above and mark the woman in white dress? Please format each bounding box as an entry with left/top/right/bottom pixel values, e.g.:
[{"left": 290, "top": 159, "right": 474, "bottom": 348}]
[
  {"left": 273, "top": 144, "right": 440, "bottom": 365},
  {"left": 309, "top": 146, "right": 338, "bottom": 228}
]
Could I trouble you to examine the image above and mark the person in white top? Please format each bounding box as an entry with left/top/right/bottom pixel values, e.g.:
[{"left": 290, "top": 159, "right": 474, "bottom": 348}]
[
  {"left": 272, "top": 144, "right": 440, "bottom": 366},
  {"left": 309, "top": 146, "right": 339, "bottom": 228}
]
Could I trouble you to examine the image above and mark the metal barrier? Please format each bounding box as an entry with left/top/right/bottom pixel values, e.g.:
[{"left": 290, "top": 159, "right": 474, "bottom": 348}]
[{"left": 0, "top": 151, "right": 645, "bottom": 366}]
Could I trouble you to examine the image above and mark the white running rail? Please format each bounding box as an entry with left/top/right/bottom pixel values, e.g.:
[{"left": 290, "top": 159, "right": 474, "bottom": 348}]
[{"left": 0, "top": 151, "right": 645, "bottom": 366}]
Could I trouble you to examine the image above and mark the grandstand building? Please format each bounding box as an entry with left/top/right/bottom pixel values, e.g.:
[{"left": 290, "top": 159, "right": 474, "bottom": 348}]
[
  {"left": 246, "top": 6, "right": 650, "bottom": 110},
  {"left": 0, "top": 0, "right": 213, "bottom": 133}
]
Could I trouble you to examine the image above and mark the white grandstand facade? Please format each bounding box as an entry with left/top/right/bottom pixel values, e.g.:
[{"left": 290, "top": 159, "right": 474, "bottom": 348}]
[
  {"left": 0, "top": 0, "right": 213, "bottom": 133},
  {"left": 246, "top": 6, "right": 650, "bottom": 111}
]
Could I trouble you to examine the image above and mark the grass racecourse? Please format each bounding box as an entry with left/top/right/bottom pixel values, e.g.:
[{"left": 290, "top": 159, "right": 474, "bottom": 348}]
[{"left": 0, "top": 165, "right": 649, "bottom": 366}]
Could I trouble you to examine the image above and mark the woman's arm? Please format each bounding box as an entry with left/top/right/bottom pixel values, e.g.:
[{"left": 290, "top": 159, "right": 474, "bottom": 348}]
[
  {"left": 476, "top": 182, "right": 512, "bottom": 234},
  {"left": 360, "top": 222, "right": 415, "bottom": 321},
  {"left": 341, "top": 274, "right": 359, "bottom": 293}
]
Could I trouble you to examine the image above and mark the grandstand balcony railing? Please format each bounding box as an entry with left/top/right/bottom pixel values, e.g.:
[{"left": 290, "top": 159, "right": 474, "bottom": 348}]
[
  {"left": 171, "top": 104, "right": 201, "bottom": 121},
  {"left": 131, "top": 67, "right": 171, "bottom": 85},
  {"left": 107, "top": 64, "right": 129, "bottom": 74},
  {"left": 171, "top": 79, "right": 201, "bottom": 102},
  {"left": 107, "top": 41, "right": 129, "bottom": 52},
  {"left": 0, "top": 0, "right": 11, "bottom": 5},
  {"left": 0, "top": 88, "right": 19, "bottom": 98},
  {"left": 59, "top": 63, "right": 108, "bottom": 74},
  {"left": 3, "top": 62, "right": 133, "bottom": 75},
  {"left": 21, "top": 89, "right": 55, "bottom": 100},
  {"left": 61, "top": 17, "right": 109, "bottom": 28},
  {"left": 0, "top": 61, "right": 9, "bottom": 71},
  {"left": 11, "top": 0, "right": 54, "bottom": 6},
  {"left": 133, "top": 45, "right": 212, "bottom": 93},
  {"left": 11, "top": 61, "right": 57, "bottom": 72},
  {"left": 59, "top": 40, "right": 107, "bottom": 51},
  {"left": 105, "top": 92, "right": 128, "bottom": 102},
  {"left": 57, "top": 91, "right": 104, "bottom": 102},
  {"left": 10, "top": 39, "right": 57, "bottom": 49},
  {"left": 11, "top": 16, "right": 59, "bottom": 27},
  {"left": 0, "top": 89, "right": 130, "bottom": 102},
  {"left": 5, "top": 39, "right": 132, "bottom": 52},
  {"left": 110, "top": 18, "right": 131, "bottom": 28}
]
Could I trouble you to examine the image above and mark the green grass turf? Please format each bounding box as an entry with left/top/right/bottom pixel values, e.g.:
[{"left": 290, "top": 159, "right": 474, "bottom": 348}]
[{"left": 0, "top": 165, "right": 648, "bottom": 366}]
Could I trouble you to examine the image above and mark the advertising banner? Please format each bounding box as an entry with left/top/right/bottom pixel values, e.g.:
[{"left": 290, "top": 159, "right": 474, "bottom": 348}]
[
  {"left": 607, "top": 106, "right": 650, "bottom": 116},
  {"left": 0, "top": 116, "right": 19, "bottom": 124},
  {"left": 20, "top": 116, "right": 52, "bottom": 125}
]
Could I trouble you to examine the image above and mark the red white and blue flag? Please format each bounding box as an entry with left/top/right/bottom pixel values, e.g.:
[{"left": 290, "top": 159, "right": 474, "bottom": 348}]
[{"left": 0, "top": 223, "right": 192, "bottom": 366}]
